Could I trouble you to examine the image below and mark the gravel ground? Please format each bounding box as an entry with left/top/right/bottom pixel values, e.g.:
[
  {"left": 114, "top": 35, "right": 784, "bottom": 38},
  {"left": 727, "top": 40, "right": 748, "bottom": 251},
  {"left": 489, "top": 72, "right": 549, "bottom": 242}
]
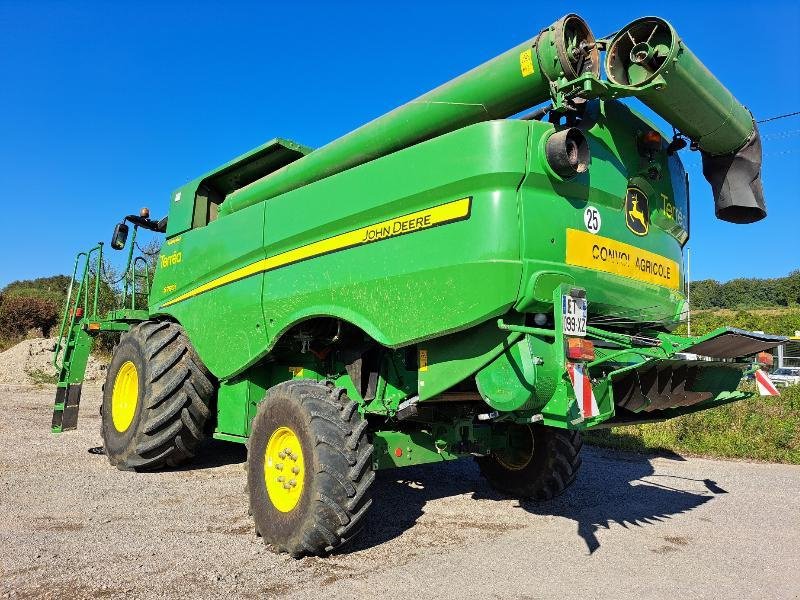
[{"left": 1, "top": 383, "right": 799, "bottom": 600}]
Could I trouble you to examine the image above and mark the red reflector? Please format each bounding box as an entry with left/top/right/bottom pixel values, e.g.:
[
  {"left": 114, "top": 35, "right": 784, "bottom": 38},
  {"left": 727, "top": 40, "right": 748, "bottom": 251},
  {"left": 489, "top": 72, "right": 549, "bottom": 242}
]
[
  {"left": 75, "top": 307, "right": 84, "bottom": 318},
  {"left": 567, "top": 337, "right": 595, "bottom": 361},
  {"left": 756, "top": 351, "right": 773, "bottom": 366},
  {"left": 394, "top": 448, "right": 403, "bottom": 458}
]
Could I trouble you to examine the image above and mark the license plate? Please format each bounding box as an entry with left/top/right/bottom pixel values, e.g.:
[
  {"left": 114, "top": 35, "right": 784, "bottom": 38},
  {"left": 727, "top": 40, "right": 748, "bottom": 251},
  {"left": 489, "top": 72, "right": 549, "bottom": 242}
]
[{"left": 562, "top": 294, "right": 587, "bottom": 337}]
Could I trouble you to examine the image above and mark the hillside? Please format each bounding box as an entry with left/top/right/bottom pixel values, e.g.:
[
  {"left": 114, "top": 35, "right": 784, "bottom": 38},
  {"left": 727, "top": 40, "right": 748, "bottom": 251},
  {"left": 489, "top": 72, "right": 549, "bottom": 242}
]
[
  {"left": 676, "top": 306, "right": 800, "bottom": 337},
  {"left": 1, "top": 275, "right": 70, "bottom": 305}
]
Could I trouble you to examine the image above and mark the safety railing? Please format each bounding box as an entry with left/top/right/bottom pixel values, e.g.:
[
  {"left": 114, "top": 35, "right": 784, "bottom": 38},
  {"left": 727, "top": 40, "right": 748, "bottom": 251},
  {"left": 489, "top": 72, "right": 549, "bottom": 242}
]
[
  {"left": 53, "top": 224, "right": 153, "bottom": 372},
  {"left": 53, "top": 243, "right": 103, "bottom": 372},
  {"left": 122, "top": 256, "right": 151, "bottom": 310}
]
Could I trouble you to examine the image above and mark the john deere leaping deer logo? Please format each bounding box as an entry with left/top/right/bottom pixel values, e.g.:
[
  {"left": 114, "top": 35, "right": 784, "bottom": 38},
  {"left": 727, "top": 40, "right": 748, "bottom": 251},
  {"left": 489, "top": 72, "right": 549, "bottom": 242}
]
[{"left": 625, "top": 187, "right": 649, "bottom": 236}]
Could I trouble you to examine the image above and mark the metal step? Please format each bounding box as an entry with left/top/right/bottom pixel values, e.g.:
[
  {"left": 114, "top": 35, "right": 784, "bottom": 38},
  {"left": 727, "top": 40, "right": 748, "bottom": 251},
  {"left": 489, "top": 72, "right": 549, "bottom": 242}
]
[{"left": 51, "top": 384, "right": 83, "bottom": 433}]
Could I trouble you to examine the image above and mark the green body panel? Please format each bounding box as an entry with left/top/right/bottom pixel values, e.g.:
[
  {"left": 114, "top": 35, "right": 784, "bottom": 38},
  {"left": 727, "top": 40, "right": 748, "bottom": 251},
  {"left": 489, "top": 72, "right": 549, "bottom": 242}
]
[
  {"left": 152, "top": 203, "right": 269, "bottom": 375},
  {"left": 259, "top": 120, "right": 528, "bottom": 352},
  {"left": 515, "top": 100, "right": 687, "bottom": 320},
  {"left": 152, "top": 120, "right": 530, "bottom": 377},
  {"left": 417, "top": 319, "right": 523, "bottom": 401},
  {"left": 373, "top": 430, "right": 464, "bottom": 470}
]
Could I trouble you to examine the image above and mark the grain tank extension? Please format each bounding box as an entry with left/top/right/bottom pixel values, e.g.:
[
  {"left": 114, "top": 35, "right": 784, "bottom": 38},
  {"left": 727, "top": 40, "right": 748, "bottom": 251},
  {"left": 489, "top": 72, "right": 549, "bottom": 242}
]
[{"left": 51, "top": 14, "right": 784, "bottom": 557}]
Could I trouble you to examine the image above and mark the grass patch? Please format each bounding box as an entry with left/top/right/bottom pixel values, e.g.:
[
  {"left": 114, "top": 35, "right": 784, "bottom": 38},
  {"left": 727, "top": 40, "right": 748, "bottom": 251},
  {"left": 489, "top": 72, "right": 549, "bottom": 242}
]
[
  {"left": 585, "top": 384, "right": 800, "bottom": 464},
  {"left": 26, "top": 369, "right": 59, "bottom": 386}
]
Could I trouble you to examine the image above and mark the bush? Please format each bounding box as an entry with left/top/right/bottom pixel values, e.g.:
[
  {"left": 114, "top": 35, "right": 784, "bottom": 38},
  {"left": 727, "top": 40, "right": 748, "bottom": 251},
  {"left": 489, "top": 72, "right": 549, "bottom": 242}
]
[{"left": 0, "top": 295, "right": 61, "bottom": 338}]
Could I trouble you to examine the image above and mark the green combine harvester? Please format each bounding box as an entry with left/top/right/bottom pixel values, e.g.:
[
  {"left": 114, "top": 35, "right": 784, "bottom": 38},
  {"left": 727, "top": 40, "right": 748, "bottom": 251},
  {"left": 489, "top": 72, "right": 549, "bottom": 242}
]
[{"left": 52, "top": 14, "right": 784, "bottom": 556}]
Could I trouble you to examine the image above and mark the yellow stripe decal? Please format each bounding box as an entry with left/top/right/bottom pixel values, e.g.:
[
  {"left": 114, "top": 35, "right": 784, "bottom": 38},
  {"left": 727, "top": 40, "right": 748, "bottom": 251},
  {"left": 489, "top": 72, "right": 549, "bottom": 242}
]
[
  {"left": 161, "top": 197, "right": 472, "bottom": 308},
  {"left": 566, "top": 228, "right": 680, "bottom": 290}
]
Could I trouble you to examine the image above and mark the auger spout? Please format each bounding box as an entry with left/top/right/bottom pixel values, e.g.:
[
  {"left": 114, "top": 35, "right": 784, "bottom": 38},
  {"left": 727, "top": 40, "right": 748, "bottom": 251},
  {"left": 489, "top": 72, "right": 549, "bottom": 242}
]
[{"left": 605, "top": 16, "right": 766, "bottom": 224}]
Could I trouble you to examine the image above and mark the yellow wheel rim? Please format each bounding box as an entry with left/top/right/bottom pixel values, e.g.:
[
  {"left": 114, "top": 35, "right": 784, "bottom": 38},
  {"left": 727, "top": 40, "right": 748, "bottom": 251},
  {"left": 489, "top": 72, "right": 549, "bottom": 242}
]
[
  {"left": 111, "top": 361, "right": 139, "bottom": 432},
  {"left": 494, "top": 425, "right": 534, "bottom": 471},
  {"left": 264, "top": 426, "right": 305, "bottom": 512}
]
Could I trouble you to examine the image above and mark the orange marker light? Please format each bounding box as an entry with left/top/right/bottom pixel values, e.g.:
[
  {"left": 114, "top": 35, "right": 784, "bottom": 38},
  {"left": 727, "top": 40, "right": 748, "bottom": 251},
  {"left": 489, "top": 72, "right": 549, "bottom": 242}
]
[
  {"left": 639, "top": 130, "right": 662, "bottom": 155},
  {"left": 566, "top": 337, "right": 595, "bottom": 361},
  {"left": 394, "top": 448, "right": 403, "bottom": 458}
]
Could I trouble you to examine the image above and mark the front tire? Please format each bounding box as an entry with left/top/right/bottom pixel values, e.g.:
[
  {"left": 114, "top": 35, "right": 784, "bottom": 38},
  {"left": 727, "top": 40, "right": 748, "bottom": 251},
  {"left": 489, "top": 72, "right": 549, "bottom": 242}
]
[
  {"left": 247, "top": 380, "right": 374, "bottom": 557},
  {"left": 477, "top": 424, "right": 582, "bottom": 501},
  {"left": 101, "top": 321, "right": 215, "bottom": 470}
]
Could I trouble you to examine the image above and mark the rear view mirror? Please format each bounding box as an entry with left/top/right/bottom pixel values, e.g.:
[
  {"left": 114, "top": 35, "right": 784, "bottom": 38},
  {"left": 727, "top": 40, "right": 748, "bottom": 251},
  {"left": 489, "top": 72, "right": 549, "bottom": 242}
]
[{"left": 111, "top": 222, "right": 129, "bottom": 250}]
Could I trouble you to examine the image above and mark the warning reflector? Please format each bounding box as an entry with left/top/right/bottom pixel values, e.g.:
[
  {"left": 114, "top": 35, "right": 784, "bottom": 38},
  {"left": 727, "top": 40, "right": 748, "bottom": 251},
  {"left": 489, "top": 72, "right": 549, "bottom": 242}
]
[
  {"left": 567, "top": 362, "right": 600, "bottom": 418},
  {"left": 754, "top": 369, "right": 780, "bottom": 397}
]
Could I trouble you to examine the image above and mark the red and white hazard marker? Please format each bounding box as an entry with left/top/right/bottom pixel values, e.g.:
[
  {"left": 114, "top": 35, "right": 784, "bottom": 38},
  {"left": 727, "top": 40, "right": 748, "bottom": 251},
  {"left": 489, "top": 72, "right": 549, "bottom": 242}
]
[
  {"left": 567, "top": 362, "right": 600, "bottom": 418},
  {"left": 755, "top": 369, "right": 780, "bottom": 397}
]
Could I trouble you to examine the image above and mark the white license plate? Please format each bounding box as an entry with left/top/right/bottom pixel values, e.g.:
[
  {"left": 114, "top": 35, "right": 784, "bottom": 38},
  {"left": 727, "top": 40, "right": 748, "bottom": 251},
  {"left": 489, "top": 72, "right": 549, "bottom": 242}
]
[{"left": 562, "top": 294, "right": 587, "bottom": 337}]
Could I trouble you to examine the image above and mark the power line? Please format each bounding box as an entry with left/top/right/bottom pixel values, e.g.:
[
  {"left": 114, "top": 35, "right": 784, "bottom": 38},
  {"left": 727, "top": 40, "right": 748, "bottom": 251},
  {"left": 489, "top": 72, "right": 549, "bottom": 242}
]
[{"left": 757, "top": 111, "right": 800, "bottom": 124}]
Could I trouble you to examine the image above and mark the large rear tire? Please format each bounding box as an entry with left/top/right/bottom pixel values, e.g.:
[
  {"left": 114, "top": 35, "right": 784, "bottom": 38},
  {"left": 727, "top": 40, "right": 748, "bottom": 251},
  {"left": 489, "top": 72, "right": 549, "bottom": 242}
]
[
  {"left": 101, "top": 321, "right": 215, "bottom": 470},
  {"left": 476, "top": 424, "right": 582, "bottom": 501},
  {"left": 247, "top": 380, "right": 374, "bottom": 557}
]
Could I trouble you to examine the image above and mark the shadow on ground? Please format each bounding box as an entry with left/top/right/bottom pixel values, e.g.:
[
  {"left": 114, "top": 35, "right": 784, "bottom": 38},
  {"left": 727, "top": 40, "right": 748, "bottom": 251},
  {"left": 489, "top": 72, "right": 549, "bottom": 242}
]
[
  {"left": 102, "top": 438, "right": 726, "bottom": 555},
  {"left": 87, "top": 438, "right": 248, "bottom": 470},
  {"left": 190, "top": 438, "right": 248, "bottom": 469},
  {"left": 344, "top": 446, "right": 726, "bottom": 555}
]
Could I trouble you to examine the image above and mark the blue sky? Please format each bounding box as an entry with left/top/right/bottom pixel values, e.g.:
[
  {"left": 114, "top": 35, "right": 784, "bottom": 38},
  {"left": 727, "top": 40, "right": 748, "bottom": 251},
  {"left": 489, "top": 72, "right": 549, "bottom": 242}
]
[{"left": 0, "top": 1, "right": 798, "bottom": 287}]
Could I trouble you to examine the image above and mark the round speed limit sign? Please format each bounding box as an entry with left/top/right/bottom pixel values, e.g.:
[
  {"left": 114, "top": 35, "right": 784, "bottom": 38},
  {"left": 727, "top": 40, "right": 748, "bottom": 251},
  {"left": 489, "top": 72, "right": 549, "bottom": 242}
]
[{"left": 584, "top": 206, "right": 601, "bottom": 234}]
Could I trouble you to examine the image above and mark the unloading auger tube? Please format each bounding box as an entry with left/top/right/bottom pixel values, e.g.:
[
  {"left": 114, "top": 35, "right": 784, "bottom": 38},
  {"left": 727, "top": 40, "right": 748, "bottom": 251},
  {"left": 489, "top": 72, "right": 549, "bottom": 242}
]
[
  {"left": 605, "top": 16, "right": 766, "bottom": 224},
  {"left": 218, "top": 14, "right": 599, "bottom": 216}
]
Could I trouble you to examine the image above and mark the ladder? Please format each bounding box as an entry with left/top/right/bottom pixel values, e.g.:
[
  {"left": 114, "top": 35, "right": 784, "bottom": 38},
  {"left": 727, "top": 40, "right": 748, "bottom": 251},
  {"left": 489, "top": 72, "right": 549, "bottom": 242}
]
[{"left": 51, "top": 242, "right": 151, "bottom": 432}]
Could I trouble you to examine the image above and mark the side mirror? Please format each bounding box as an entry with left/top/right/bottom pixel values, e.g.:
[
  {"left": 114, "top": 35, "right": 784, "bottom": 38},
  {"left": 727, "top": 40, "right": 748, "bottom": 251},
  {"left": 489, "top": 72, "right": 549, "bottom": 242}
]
[{"left": 111, "top": 222, "right": 129, "bottom": 250}]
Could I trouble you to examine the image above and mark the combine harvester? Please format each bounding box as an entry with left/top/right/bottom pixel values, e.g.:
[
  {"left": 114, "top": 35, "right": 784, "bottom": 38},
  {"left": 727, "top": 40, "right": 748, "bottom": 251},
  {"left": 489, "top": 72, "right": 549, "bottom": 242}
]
[{"left": 52, "top": 15, "right": 784, "bottom": 556}]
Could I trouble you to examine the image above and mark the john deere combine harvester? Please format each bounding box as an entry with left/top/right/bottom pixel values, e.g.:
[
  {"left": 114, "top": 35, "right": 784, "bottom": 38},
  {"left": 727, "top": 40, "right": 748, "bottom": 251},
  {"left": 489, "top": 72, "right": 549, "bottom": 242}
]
[{"left": 52, "top": 15, "right": 784, "bottom": 556}]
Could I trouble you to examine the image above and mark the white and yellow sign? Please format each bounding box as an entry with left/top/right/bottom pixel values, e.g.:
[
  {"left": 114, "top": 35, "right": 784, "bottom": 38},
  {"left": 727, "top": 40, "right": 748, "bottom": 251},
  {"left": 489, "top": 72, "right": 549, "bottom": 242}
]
[
  {"left": 519, "top": 49, "right": 535, "bottom": 77},
  {"left": 566, "top": 228, "right": 680, "bottom": 290}
]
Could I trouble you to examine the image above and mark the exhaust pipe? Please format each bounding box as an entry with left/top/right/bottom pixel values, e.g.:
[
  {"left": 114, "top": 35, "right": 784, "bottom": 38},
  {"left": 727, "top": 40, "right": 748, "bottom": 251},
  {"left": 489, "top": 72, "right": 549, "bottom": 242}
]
[{"left": 605, "top": 16, "right": 766, "bottom": 223}]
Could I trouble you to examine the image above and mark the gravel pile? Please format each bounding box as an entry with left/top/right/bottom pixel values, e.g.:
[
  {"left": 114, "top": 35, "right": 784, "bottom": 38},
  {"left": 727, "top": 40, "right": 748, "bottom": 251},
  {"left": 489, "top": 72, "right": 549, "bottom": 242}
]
[{"left": 0, "top": 337, "right": 106, "bottom": 384}]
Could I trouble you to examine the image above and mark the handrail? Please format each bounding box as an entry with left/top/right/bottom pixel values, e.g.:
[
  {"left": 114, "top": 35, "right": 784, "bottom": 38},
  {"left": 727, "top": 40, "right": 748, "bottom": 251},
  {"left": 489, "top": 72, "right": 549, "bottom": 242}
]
[
  {"left": 53, "top": 244, "right": 102, "bottom": 371},
  {"left": 53, "top": 252, "right": 87, "bottom": 370},
  {"left": 124, "top": 256, "right": 150, "bottom": 310},
  {"left": 54, "top": 232, "right": 152, "bottom": 375}
]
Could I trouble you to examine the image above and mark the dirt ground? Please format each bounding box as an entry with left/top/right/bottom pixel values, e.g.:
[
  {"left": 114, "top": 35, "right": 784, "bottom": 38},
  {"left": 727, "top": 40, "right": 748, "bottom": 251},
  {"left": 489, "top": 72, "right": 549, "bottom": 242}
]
[{"left": 1, "top": 383, "right": 799, "bottom": 600}]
